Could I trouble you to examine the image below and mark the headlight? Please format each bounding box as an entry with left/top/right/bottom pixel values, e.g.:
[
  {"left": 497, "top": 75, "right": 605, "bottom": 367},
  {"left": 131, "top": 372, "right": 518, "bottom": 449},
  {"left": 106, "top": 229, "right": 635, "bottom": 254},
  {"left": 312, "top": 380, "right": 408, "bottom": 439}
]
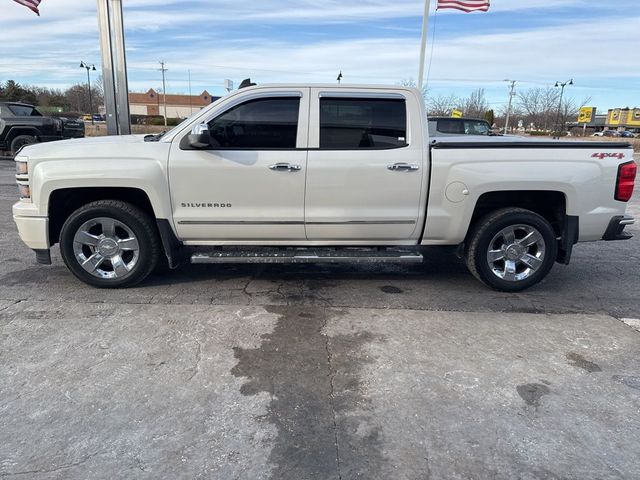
[{"left": 16, "top": 160, "right": 28, "bottom": 175}]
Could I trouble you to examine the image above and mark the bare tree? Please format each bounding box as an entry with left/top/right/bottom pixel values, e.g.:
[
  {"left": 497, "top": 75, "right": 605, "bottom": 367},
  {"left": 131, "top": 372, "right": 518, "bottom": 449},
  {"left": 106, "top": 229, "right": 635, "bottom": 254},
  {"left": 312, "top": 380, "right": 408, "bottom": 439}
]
[
  {"left": 425, "top": 93, "right": 460, "bottom": 116},
  {"left": 460, "top": 88, "right": 488, "bottom": 119},
  {"left": 399, "top": 78, "right": 428, "bottom": 101},
  {"left": 516, "top": 87, "right": 560, "bottom": 131}
]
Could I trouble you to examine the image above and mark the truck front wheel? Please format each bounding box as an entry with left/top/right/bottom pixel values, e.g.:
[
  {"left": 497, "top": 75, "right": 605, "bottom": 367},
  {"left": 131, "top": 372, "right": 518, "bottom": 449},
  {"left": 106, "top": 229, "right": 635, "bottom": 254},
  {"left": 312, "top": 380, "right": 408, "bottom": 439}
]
[
  {"left": 59, "top": 200, "right": 161, "bottom": 288},
  {"left": 465, "top": 208, "right": 557, "bottom": 292},
  {"left": 10, "top": 135, "right": 38, "bottom": 156}
]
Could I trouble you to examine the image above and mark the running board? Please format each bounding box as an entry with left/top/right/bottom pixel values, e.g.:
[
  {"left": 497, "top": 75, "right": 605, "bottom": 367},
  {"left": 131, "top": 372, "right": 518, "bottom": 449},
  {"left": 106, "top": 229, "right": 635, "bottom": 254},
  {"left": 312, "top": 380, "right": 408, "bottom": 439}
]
[{"left": 190, "top": 247, "right": 423, "bottom": 264}]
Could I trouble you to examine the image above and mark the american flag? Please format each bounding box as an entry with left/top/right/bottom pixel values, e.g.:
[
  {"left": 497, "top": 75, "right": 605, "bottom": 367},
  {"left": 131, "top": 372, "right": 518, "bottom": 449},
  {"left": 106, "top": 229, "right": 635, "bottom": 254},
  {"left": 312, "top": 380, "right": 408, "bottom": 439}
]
[
  {"left": 437, "top": 0, "right": 490, "bottom": 13},
  {"left": 12, "top": 0, "right": 42, "bottom": 15}
]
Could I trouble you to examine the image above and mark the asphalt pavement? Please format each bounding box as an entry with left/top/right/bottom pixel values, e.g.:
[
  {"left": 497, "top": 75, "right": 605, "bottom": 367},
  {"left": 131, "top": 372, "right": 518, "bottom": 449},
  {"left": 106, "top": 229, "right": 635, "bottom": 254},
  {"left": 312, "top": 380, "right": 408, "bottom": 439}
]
[{"left": 1, "top": 158, "right": 639, "bottom": 479}]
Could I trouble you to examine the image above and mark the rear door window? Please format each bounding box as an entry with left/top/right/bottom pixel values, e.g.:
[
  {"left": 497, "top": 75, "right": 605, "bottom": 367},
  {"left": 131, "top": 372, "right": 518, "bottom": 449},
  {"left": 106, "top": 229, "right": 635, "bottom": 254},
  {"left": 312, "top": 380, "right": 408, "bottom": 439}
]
[{"left": 320, "top": 98, "right": 407, "bottom": 149}]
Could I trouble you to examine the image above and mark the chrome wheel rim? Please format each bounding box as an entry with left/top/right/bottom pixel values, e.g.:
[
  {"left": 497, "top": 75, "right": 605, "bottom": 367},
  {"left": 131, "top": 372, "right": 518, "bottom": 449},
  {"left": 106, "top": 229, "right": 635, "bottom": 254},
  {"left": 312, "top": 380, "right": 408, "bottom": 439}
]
[
  {"left": 486, "top": 224, "right": 546, "bottom": 282},
  {"left": 72, "top": 217, "right": 140, "bottom": 279}
]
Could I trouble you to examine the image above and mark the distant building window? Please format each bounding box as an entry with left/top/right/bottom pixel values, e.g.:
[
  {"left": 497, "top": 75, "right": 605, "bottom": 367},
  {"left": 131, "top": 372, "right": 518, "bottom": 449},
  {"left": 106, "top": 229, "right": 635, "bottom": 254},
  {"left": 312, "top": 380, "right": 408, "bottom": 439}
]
[
  {"left": 150, "top": 93, "right": 155, "bottom": 98},
  {"left": 204, "top": 96, "right": 208, "bottom": 100}
]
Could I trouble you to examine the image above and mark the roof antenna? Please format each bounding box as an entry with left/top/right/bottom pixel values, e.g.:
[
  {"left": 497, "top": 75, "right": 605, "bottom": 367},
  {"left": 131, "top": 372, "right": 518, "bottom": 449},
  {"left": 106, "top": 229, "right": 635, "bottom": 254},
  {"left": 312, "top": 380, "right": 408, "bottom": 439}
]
[
  {"left": 336, "top": 71, "right": 343, "bottom": 85},
  {"left": 239, "top": 78, "right": 256, "bottom": 89}
]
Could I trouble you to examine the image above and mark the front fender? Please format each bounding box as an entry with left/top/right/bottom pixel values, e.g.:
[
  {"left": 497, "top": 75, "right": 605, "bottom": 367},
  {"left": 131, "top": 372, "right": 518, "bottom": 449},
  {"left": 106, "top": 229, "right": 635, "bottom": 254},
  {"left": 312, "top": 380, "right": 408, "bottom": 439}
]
[{"left": 30, "top": 156, "right": 172, "bottom": 220}]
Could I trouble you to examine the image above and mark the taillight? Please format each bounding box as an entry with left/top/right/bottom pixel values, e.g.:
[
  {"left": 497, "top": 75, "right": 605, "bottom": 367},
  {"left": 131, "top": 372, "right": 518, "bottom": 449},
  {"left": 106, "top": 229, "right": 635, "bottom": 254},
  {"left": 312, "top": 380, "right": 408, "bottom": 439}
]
[{"left": 615, "top": 161, "right": 637, "bottom": 202}]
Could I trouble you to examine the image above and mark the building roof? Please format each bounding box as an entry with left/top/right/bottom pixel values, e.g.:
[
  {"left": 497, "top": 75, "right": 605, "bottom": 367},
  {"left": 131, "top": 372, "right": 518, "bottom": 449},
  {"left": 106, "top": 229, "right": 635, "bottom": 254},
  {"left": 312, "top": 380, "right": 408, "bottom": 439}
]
[{"left": 129, "top": 88, "right": 216, "bottom": 107}]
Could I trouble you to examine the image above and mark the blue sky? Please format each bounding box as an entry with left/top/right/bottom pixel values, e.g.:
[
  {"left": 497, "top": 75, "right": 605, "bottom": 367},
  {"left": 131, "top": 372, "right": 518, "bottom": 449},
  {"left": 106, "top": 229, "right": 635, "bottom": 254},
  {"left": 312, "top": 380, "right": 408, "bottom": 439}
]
[{"left": 0, "top": 0, "right": 638, "bottom": 112}]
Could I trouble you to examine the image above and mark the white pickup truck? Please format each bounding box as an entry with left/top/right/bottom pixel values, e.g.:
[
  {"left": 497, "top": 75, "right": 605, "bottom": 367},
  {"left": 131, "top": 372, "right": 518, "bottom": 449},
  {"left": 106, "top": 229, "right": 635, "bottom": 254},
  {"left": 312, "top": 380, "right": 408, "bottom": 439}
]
[{"left": 12, "top": 84, "right": 637, "bottom": 291}]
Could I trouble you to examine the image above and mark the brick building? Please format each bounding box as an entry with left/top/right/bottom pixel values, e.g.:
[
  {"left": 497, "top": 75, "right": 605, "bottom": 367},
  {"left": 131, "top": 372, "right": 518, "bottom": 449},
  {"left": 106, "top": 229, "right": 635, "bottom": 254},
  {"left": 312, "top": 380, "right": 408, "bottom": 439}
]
[{"left": 129, "top": 89, "right": 219, "bottom": 119}]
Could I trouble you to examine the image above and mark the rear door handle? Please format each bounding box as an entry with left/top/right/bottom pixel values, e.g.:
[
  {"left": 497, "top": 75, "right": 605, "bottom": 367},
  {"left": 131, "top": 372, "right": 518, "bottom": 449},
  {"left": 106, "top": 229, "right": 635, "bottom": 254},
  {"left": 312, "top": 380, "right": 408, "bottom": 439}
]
[
  {"left": 388, "top": 162, "right": 420, "bottom": 172},
  {"left": 269, "top": 163, "right": 302, "bottom": 172}
]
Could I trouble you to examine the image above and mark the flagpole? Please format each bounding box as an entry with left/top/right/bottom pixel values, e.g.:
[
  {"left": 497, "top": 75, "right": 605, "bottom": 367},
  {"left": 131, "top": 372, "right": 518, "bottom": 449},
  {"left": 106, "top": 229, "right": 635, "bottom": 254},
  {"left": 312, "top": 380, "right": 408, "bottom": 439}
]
[{"left": 417, "top": 0, "right": 432, "bottom": 89}]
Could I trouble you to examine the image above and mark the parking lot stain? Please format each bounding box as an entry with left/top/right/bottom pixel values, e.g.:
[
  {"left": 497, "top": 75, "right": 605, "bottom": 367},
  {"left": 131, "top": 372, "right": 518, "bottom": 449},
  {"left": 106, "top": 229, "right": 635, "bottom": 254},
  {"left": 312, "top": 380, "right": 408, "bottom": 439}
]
[
  {"left": 612, "top": 375, "right": 640, "bottom": 390},
  {"left": 231, "top": 305, "right": 384, "bottom": 480},
  {"left": 517, "top": 383, "right": 550, "bottom": 408},
  {"left": 566, "top": 352, "right": 602, "bottom": 373},
  {"left": 379, "top": 285, "right": 403, "bottom": 294}
]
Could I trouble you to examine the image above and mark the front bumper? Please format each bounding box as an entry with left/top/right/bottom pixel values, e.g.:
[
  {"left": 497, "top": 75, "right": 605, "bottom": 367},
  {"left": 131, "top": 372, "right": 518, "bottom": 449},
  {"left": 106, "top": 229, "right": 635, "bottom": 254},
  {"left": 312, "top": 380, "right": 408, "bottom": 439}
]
[
  {"left": 12, "top": 201, "right": 50, "bottom": 250},
  {"left": 602, "top": 215, "right": 635, "bottom": 241}
]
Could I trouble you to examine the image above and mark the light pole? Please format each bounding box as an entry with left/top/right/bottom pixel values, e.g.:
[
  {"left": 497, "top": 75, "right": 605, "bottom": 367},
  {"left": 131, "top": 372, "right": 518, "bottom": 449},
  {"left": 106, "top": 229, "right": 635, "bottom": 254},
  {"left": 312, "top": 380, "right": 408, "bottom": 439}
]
[
  {"left": 80, "top": 61, "right": 97, "bottom": 124},
  {"left": 504, "top": 79, "right": 516, "bottom": 134},
  {"left": 553, "top": 79, "right": 573, "bottom": 139}
]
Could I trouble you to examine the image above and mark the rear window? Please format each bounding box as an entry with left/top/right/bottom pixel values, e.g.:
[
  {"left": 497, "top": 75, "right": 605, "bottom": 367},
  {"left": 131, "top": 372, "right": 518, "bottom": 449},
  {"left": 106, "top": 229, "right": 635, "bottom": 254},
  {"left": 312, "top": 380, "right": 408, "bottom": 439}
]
[
  {"left": 320, "top": 98, "right": 407, "bottom": 149},
  {"left": 8, "top": 105, "right": 41, "bottom": 117}
]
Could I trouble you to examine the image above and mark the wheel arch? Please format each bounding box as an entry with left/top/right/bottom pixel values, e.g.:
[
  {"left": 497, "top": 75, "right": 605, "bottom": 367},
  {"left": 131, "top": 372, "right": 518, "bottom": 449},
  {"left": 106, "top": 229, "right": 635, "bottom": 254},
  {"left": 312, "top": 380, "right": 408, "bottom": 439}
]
[
  {"left": 6, "top": 127, "right": 40, "bottom": 144},
  {"left": 47, "top": 186, "right": 183, "bottom": 268},
  {"left": 464, "top": 190, "right": 576, "bottom": 264}
]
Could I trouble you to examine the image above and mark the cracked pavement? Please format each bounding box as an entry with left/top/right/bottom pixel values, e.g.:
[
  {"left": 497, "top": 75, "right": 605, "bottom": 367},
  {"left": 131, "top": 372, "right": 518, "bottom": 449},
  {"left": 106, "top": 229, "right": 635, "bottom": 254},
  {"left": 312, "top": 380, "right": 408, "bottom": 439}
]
[{"left": 1, "top": 159, "right": 640, "bottom": 479}]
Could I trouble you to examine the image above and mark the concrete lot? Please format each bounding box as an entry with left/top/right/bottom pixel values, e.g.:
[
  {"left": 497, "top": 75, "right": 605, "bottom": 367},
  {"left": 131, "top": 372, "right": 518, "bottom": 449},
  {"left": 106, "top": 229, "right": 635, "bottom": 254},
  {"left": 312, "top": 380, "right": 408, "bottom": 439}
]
[{"left": 1, "top": 158, "right": 639, "bottom": 479}]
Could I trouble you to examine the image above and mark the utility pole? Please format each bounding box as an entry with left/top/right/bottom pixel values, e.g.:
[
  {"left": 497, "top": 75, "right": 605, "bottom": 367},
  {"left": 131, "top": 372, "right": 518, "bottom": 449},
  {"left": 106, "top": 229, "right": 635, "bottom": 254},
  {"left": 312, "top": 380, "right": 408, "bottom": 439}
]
[
  {"left": 504, "top": 79, "right": 516, "bottom": 134},
  {"left": 188, "top": 69, "right": 193, "bottom": 115},
  {"left": 553, "top": 79, "right": 573, "bottom": 139},
  {"left": 159, "top": 61, "right": 168, "bottom": 127},
  {"left": 80, "top": 61, "right": 97, "bottom": 124}
]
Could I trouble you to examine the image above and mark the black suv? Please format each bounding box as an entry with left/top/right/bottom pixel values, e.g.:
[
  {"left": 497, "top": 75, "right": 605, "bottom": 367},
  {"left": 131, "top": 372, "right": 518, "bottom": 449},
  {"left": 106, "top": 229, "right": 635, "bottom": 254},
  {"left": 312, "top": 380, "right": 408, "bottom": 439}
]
[{"left": 0, "top": 102, "right": 85, "bottom": 156}]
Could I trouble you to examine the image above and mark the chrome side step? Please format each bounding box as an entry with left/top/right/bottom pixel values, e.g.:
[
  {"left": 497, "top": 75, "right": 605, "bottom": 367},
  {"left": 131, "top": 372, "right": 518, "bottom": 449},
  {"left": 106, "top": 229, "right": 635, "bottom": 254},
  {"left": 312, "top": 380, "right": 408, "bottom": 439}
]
[{"left": 190, "top": 247, "right": 423, "bottom": 264}]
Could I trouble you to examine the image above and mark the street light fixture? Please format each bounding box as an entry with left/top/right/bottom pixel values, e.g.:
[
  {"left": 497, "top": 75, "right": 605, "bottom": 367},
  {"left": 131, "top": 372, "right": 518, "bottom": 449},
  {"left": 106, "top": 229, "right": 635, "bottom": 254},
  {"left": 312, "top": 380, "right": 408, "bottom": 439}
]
[
  {"left": 553, "top": 79, "right": 573, "bottom": 138},
  {"left": 80, "top": 61, "right": 97, "bottom": 124}
]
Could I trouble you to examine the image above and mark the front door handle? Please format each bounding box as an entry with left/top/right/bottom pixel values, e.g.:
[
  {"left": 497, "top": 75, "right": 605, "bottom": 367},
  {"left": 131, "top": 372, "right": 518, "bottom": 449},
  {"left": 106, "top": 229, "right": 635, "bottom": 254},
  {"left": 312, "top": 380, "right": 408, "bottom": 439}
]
[
  {"left": 269, "top": 163, "right": 302, "bottom": 172},
  {"left": 388, "top": 162, "right": 420, "bottom": 172}
]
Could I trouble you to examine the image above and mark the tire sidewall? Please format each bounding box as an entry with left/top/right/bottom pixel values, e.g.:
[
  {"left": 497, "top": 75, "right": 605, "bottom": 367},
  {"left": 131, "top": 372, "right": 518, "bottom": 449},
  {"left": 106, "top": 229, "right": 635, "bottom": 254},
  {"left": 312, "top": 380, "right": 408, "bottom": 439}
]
[
  {"left": 473, "top": 212, "right": 557, "bottom": 292},
  {"left": 11, "top": 135, "right": 37, "bottom": 155},
  {"left": 60, "top": 204, "right": 156, "bottom": 288}
]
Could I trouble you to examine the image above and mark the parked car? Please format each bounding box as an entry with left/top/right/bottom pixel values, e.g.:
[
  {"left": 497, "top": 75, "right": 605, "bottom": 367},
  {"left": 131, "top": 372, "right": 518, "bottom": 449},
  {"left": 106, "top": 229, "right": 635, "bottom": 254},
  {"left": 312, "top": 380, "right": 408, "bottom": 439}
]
[
  {"left": 0, "top": 102, "right": 84, "bottom": 155},
  {"left": 12, "top": 84, "right": 637, "bottom": 292},
  {"left": 619, "top": 131, "right": 636, "bottom": 138},
  {"left": 428, "top": 117, "right": 499, "bottom": 137},
  {"left": 603, "top": 130, "right": 621, "bottom": 137}
]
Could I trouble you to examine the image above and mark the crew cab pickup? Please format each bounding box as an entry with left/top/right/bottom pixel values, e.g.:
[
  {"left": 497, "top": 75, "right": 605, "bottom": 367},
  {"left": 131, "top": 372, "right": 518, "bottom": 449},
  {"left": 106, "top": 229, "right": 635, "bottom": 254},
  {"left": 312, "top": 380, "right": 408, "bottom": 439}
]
[{"left": 12, "top": 84, "right": 637, "bottom": 291}]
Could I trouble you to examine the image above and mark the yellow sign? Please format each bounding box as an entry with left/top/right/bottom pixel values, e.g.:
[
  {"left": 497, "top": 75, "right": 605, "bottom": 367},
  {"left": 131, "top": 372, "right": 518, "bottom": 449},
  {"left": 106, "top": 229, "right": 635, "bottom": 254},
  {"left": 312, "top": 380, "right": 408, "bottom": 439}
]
[
  {"left": 578, "top": 107, "right": 596, "bottom": 124},
  {"left": 451, "top": 109, "right": 463, "bottom": 118}
]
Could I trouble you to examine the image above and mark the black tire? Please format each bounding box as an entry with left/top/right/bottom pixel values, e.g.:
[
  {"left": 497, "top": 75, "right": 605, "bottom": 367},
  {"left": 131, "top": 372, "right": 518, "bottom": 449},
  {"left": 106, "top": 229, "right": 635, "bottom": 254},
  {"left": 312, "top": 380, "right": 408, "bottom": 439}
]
[
  {"left": 465, "top": 208, "right": 558, "bottom": 292},
  {"left": 10, "top": 135, "right": 38, "bottom": 156},
  {"left": 59, "top": 200, "right": 161, "bottom": 288}
]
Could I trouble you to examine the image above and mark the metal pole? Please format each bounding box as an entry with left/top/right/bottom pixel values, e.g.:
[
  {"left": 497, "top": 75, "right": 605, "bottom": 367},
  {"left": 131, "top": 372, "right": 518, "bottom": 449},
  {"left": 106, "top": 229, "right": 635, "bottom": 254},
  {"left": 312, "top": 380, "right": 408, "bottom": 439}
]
[
  {"left": 86, "top": 67, "right": 94, "bottom": 125},
  {"left": 96, "top": 0, "right": 118, "bottom": 135},
  {"left": 504, "top": 80, "right": 516, "bottom": 134},
  {"left": 159, "top": 61, "right": 168, "bottom": 127},
  {"left": 554, "top": 85, "right": 565, "bottom": 139},
  {"left": 110, "top": 0, "right": 131, "bottom": 135},
  {"left": 417, "top": 0, "right": 431, "bottom": 90}
]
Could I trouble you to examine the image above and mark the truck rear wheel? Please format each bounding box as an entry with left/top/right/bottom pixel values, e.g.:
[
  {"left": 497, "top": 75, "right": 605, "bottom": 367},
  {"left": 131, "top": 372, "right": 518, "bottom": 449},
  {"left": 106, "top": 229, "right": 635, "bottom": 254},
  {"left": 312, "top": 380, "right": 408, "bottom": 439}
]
[
  {"left": 10, "top": 135, "right": 38, "bottom": 156},
  {"left": 465, "top": 208, "right": 557, "bottom": 292},
  {"left": 59, "top": 200, "right": 161, "bottom": 288}
]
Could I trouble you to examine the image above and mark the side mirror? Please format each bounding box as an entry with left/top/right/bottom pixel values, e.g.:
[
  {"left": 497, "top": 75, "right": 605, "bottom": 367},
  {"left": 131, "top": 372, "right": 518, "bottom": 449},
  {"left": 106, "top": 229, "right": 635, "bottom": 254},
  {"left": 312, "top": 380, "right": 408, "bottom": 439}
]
[{"left": 187, "top": 123, "right": 212, "bottom": 149}]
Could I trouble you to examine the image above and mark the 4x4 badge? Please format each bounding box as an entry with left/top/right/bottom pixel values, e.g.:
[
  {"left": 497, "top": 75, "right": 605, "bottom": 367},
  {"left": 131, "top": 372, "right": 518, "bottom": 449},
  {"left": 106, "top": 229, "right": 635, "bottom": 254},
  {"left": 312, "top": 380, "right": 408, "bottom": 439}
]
[{"left": 592, "top": 152, "right": 625, "bottom": 160}]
